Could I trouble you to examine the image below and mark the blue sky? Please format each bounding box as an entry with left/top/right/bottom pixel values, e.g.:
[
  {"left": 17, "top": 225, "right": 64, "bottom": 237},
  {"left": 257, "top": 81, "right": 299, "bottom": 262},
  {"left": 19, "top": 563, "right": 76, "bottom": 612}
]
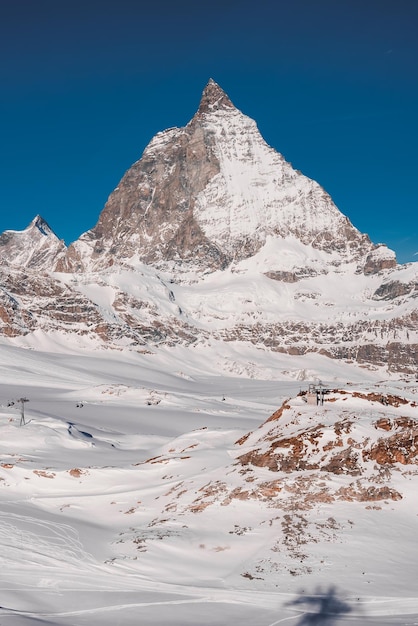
[{"left": 1, "top": 0, "right": 417, "bottom": 263}]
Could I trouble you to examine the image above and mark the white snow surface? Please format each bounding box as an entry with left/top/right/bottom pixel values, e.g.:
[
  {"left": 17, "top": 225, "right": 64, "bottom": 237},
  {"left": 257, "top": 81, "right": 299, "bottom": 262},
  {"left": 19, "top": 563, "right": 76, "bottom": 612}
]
[
  {"left": 0, "top": 332, "right": 418, "bottom": 625},
  {"left": 56, "top": 245, "right": 418, "bottom": 351},
  {"left": 193, "top": 107, "right": 354, "bottom": 250}
]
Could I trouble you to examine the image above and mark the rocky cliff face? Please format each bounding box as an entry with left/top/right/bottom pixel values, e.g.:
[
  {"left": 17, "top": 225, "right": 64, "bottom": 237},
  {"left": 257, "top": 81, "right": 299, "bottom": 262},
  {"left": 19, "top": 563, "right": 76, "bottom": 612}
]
[{"left": 0, "top": 80, "right": 416, "bottom": 373}]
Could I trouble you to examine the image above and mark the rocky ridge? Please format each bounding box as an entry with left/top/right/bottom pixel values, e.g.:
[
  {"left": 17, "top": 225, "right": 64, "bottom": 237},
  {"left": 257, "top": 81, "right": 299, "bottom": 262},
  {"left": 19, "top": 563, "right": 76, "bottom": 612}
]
[{"left": 112, "top": 387, "right": 418, "bottom": 580}]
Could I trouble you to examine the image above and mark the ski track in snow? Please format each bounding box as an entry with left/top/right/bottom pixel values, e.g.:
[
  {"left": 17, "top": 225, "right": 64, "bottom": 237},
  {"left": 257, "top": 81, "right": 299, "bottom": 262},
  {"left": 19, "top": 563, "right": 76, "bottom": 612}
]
[
  {"left": 0, "top": 511, "right": 98, "bottom": 586},
  {"left": 2, "top": 493, "right": 418, "bottom": 624}
]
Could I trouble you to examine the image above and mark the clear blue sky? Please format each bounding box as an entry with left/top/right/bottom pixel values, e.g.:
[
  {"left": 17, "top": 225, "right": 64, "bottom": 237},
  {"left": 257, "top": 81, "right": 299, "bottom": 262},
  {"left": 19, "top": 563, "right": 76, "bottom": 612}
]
[{"left": 1, "top": 0, "right": 417, "bottom": 263}]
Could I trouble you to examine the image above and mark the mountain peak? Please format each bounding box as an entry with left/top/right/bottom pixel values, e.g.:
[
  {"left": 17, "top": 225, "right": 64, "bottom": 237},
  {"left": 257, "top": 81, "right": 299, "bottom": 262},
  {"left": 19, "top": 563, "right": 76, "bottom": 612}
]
[
  {"left": 0, "top": 214, "right": 66, "bottom": 270},
  {"left": 197, "top": 78, "right": 235, "bottom": 114},
  {"left": 30, "top": 215, "right": 55, "bottom": 237}
]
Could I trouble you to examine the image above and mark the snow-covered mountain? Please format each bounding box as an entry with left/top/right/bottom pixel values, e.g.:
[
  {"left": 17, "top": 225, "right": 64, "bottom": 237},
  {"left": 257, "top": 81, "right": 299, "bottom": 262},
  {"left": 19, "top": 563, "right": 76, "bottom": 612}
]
[
  {"left": 0, "top": 79, "right": 416, "bottom": 373},
  {"left": 59, "top": 78, "right": 395, "bottom": 276}
]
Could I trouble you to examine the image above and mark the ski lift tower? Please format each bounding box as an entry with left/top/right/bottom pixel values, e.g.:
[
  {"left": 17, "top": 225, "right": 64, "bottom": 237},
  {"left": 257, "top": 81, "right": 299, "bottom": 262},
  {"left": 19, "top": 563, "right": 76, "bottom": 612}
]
[
  {"left": 306, "top": 383, "right": 329, "bottom": 406},
  {"left": 17, "top": 397, "right": 29, "bottom": 426}
]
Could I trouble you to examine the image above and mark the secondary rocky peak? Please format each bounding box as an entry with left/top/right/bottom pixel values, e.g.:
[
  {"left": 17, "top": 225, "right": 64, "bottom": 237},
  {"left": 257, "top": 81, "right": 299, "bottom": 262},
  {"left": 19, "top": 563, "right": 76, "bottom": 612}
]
[
  {"left": 0, "top": 214, "right": 66, "bottom": 270},
  {"left": 197, "top": 78, "right": 235, "bottom": 114},
  {"left": 31, "top": 215, "right": 55, "bottom": 237}
]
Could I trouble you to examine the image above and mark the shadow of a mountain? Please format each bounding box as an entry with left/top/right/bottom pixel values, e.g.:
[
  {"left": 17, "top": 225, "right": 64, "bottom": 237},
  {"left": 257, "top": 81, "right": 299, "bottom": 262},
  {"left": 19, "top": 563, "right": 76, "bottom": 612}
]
[{"left": 286, "top": 585, "right": 352, "bottom": 625}]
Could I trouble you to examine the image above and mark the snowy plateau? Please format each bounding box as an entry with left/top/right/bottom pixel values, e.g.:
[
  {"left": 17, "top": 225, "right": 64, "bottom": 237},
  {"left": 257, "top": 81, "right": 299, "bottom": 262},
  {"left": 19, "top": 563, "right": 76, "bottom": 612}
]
[{"left": 0, "top": 80, "right": 417, "bottom": 625}]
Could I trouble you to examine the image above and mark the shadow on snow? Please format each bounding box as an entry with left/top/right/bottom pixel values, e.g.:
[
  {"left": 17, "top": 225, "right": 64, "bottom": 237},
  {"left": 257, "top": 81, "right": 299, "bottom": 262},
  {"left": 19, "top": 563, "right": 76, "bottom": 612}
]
[{"left": 286, "top": 585, "right": 352, "bottom": 625}]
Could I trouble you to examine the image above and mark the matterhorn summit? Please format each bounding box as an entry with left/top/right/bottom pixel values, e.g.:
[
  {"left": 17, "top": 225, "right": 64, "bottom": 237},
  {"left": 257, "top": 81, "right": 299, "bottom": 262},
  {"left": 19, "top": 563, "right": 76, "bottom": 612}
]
[
  {"left": 60, "top": 79, "right": 395, "bottom": 276},
  {"left": 195, "top": 77, "right": 235, "bottom": 113}
]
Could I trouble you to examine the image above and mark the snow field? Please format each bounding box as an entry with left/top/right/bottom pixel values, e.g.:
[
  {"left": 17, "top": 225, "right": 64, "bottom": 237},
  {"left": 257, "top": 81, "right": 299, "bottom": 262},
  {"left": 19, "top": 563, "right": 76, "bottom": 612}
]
[{"left": 0, "top": 338, "right": 417, "bottom": 624}]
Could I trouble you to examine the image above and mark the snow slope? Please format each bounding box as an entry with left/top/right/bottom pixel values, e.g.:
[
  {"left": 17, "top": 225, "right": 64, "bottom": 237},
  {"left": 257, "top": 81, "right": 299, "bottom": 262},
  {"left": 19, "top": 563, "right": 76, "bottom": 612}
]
[{"left": 0, "top": 335, "right": 417, "bottom": 625}]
